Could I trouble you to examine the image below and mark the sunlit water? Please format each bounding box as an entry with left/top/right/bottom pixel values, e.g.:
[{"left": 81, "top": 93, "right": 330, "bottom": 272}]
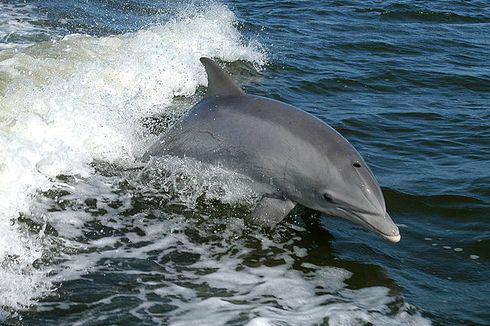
[{"left": 0, "top": 1, "right": 488, "bottom": 325}]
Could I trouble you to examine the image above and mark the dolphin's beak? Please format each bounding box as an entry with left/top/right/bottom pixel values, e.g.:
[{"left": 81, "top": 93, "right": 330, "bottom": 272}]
[
  {"left": 380, "top": 213, "right": 400, "bottom": 242},
  {"left": 338, "top": 208, "right": 401, "bottom": 243},
  {"left": 360, "top": 211, "right": 400, "bottom": 243}
]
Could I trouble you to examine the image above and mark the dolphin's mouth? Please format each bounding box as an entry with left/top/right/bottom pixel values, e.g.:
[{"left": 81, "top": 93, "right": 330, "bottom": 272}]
[{"left": 337, "top": 207, "right": 401, "bottom": 243}]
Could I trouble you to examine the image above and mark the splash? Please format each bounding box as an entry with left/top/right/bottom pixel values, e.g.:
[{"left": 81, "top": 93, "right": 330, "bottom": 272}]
[
  {"left": 0, "top": 2, "right": 265, "bottom": 313},
  {"left": 23, "top": 171, "right": 430, "bottom": 325},
  {"left": 0, "top": 3, "right": 432, "bottom": 324}
]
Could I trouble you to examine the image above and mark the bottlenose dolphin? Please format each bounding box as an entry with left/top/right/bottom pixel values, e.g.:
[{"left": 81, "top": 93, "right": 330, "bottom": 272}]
[{"left": 146, "top": 57, "right": 400, "bottom": 242}]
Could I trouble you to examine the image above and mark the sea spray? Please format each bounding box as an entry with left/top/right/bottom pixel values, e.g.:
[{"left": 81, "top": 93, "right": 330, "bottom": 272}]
[{"left": 0, "top": 3, "right": 265, "bottom": 312}]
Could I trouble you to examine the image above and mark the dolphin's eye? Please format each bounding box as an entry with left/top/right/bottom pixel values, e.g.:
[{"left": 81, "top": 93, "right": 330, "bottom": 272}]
[
  {"left": 353, "top": 161, "right": 361, "bottom": 168},
  {"left": 323, "top": 193, "right": 334, "bottom": 202}
]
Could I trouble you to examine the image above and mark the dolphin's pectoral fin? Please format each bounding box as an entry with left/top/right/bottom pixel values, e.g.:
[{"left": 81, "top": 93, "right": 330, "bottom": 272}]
[{"left": 250, "top": 196, "right": 296, "bottom": 228}]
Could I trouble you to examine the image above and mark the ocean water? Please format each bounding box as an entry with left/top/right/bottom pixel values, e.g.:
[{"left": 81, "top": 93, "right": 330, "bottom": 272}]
[{"left": 0, "top": 0, "right": 488, "bottom": 325}]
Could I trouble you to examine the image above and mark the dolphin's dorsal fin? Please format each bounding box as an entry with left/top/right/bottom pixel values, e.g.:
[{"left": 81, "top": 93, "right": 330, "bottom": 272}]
[{"left": 200, "top": 57, "right": 244, "bottom": 98}]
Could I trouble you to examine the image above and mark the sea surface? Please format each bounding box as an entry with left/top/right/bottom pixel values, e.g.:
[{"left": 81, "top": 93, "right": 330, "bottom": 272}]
[{"left": 0, "top": 0, "right": 488, "bottom": 325}]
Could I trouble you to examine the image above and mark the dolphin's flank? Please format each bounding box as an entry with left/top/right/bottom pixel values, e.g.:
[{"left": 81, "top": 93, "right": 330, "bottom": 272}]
[{"left": 145, "top": 57, "right": 400, "bottom": 243}]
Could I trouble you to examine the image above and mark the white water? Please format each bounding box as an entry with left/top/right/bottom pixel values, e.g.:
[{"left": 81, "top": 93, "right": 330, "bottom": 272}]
[
  {"left": 0, "top": 2, "right": 430, "bottom": 325},
  {"left": 26, "top": 172, "right": 429, "bottom": 325},
  {"left": 0, "top": 3, "right": 264, "bottom": 313}
]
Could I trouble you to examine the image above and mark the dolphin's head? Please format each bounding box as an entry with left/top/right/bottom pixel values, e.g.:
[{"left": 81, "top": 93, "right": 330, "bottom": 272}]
[{"left": 308, "top": 134, "right": 400, "bottom": 243}]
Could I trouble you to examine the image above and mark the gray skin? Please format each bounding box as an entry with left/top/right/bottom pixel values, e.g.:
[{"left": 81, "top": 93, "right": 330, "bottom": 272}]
[{"left": 146, "top": 57, "right": 400, "bottom": 242}]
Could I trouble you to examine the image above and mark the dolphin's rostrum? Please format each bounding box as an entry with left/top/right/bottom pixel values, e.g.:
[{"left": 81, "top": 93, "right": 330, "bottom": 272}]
[{"left": 146, "top": 57, "right": 400, "bottom": 243}]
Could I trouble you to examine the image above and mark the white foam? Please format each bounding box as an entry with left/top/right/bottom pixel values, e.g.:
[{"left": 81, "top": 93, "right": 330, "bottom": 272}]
[
  {"left": 21, "top": 169, "right": 430, "bottom": 325},
  {"left": 0, "top": 3, "right": 265, "bottom": 312},
  {"left": 141, "top": 156, "right": 258, "bottom": 208},
  {"left": 0, "top": 4, "right": 431, "bottom": 324}
]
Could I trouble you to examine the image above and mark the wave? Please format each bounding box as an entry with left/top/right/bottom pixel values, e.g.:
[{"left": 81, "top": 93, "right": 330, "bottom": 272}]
[
  {"left": 379, "top": 9, "right": 490, "bottom": 24},
  {"left": 383, "top": 188, "right": 489, "bottom": 217},
  {"left": 0, "top": 2, "right": 265, "bottom": 313},
  {"left": 0, "top": 3, "right": 54, "bottom": 50},
  {"left": 356, "top": 2, "right": 490, "bottom": 24},
  {"left": 14, "top": 167, "right": 429, "bottom": 325}
]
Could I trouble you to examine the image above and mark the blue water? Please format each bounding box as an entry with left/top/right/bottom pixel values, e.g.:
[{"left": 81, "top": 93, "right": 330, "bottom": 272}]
[{"left": 0, "top": 0, "right": 488, "bottom": 325}]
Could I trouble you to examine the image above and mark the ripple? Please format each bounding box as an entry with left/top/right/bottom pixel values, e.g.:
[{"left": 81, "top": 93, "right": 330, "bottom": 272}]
[{"left": 380, "top": 9, "right": 490, "bottom": 24}]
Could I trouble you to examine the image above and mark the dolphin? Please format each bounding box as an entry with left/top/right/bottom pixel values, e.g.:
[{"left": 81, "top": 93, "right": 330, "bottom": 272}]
[{"left": 145, "top": 57, "right": 400, "bottom": 242}]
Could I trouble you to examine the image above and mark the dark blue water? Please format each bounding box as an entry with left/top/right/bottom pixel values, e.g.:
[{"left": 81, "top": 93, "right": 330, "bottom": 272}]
[{"left": 0, "top": 0, "right": 489, "bottom": 325}]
